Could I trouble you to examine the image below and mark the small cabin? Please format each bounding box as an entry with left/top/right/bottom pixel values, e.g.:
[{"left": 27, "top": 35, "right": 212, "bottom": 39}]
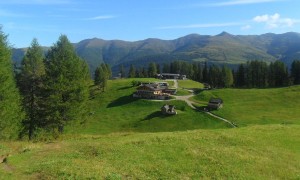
[
  {"left": 207, "top": 98, "right": 223, "bottom": 110},
  {"left": 161, "top": 104, "right": 177, "bottom": 115}
]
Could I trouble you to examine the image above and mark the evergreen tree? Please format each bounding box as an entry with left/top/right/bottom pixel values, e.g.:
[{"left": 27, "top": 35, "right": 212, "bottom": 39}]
[
  {"left": 94, "top": 66, "right": 101, "bottom": 86},
  {"left": 18, "top": 38, "right": 45, "bottom": 140},
  {"left": 94, "top": 64, "right": 108, "bottom": 91},
  {"left": 128, "top": 64, "right": 136, "bottom": 78},
  {"left": 202, "top": 62, "right": 209, "bottom": 83},
  {"left": 119, "top": 65, "right": 125, "bottom": 78},
  {"left": 291, "top": 60, "right": 300, "bottom": 85},
  {"left": 162, "top": 63, "right": 170, "bottom": 73},
  {"left": 142, "top": 67, "right": 148, "bottom": 78},
  {"left": 196, "top": 63, "right": 203, "bottom": 82},
  {"left": 269, "top": 61, "right": 289, "bottom": 87},
  {"left": 236, "top": 64, "right": 246, "bottom": 87},
  {"left": 105, "top": 63, "right": 112, "bottom": 79},
  {"left": 222, "top": 66, "right": 234, "bottom": 88},
  {"left": 44, "top": 35, "right": 90, "bottom": 134},
  {"left": 148, "top": 62, "right": 157, "bottom": 77},
  {"left": 208, "top": 65, "right": 222, "bottom": 88},
  {"left": 0, "top": 28, "right": 23, "bottom": 139},
  {"left": 135, "top": 68, "right": 140, "bottom": 78},
  {"left": 156, "top": 63, "right": 161, "bottom": 74}
]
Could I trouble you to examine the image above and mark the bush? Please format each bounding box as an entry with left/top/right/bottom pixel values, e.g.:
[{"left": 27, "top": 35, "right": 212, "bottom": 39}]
[{"left": 131, "top": 80, "right": 141, "bottom": 87}]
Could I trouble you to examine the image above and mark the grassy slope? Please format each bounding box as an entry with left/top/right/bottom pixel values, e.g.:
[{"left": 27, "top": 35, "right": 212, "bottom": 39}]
[
  {"left": 1, "top": 125, "right": 299, "bottom": 179},
  {"left": 176, "top": 79, "right": 204, "bottom": 96},
  {"left": 192, "top": 86, "right": 300, "bottom": 126},
  {"left": 1, "top": 79, "right": 300, "bottom": 179},
  {"left": 67, "top": 78, "right": 228, "bottom": 135}
]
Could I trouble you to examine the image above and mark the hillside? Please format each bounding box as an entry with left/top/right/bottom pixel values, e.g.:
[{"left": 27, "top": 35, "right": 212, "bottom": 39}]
[
  {"left": 12, "top": 32, "right": 300, "bottom": 75},
  {"left": 67, "top": 79, "right": 229, "bottom": 135},
  {"left": 1, "top": 79, "right": 300, "bottom": 179},
  {"left": 1, "top": 125, "right": 299, "bottom": 179},
  {"left": 192, "top": 85, "right": 300, "bottom": 126}
]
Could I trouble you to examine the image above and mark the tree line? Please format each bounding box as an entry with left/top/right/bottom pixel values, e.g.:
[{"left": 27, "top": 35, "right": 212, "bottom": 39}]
[
  {"left": 0, "top": 28, "right": 91, "bottom": 140},
  {"left": 126, "top": 60, "right": 300, "bottom": 88}
]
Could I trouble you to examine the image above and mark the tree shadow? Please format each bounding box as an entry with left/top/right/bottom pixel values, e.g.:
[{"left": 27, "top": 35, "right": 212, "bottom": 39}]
[
  {"left": 107, "top": 95, "right": 138, "bottom": 108},
  {"left": 117, "top": 86, "right": 133, "bottom": 90},
  {"left": 142, "top": 111, "right": 169, "bottom": 121}
]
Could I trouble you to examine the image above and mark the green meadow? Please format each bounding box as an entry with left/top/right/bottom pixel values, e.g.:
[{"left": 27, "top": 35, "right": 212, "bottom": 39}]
[
  {"left": 1, "top": 125, "right": 299, "bottom": 179},
  {"left": 192, "top": 86, "right": 300, "bottom": 126},
  {"left": 70, "top": 78, "right": 228, "bottom": 135},
  {"left": 1, "top": 78, "right": 300, "bottom": 179}
]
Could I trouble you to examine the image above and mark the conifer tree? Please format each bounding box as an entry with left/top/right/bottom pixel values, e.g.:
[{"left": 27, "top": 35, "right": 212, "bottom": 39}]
[
  {"left": 222, "top": 66, "right": 234, "bottom": 88},
  {"left": 44, "top": 35, "right": 90, "bottom": 134},
  {"left": 148, "top": 62, "right": 157, "bottom": 77},
  {"left": 0, "top": 28, "right": 23, "bottom": 139},
  {"left": 119, "top": 65, "right": 125, "bottom": 78},
  {"left": 202, "top": 62, "right": 209, "bottom": 83},
  {"left": 94, "top": 64, "right": 108, "bottom": 91},
  {"left": 105, "top": 63, "right": 112, "bottom": 79},
  {"left": 291, "top": 60, "right": 300, "bottom": 85},
  {"left": 128, "top": 64, "right": 136, "bottom": 78},
  {"left": 18, "top": 38, "right": 45, "bottom": 140}
]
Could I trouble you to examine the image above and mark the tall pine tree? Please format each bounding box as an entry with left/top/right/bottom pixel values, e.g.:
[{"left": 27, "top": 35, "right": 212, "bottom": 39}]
[
  {"left": 128, "top": 64, "right": 136, "bottom": 78},
  {"left": 44, "top": 35, "right": 90, "bottom": 134},
  {"left": 18, "top": 38, "right": 45, "bottom": 140},
  {"left": 0, "top": 28, "right": 23, "bottom": 139},
  {"left": 291, "top": 60, "right": 300, "bottom": 85}
]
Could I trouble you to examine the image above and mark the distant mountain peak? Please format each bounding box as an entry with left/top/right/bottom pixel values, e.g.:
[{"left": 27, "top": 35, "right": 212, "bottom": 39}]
[{"left": 216, "top": 31, "right": 233, "bottom": 37}]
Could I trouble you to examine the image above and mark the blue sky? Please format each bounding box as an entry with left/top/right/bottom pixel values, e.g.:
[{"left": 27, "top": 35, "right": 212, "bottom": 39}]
[{"left": 1, "top": 0, "right": 300, "bottom": 47}]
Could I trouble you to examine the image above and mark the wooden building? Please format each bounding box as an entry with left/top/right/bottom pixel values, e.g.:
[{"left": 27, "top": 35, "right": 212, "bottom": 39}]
[
  {"left": 133, "top": 84, "right": 170, "bottom": 100},
  {"left": 207, "top": 98, "right": 223, "bottom": 110},
  {"left": 161, "top": 104, "right": 177, "bottom": 115}
]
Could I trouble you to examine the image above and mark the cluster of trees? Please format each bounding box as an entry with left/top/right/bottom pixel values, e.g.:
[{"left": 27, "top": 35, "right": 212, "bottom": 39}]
[
  {"left": 0, "top": 28, "right": 91, "bottom": 140},
  {"left": 126, "top": 62, "right": 161, "bottom": 78},
  {"left": 125, "top": 61, "right": 234, "bottom": 87},
  {"left": 126, "top": 60, "right": 300, "bottom": 88}
]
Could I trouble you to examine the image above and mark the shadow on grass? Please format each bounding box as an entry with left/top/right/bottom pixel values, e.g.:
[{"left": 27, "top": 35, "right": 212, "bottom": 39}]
[
  {"left": 142, "top": 111, "right": 169, "bottom": 121},
  {"left": 107, "top": 95, "right": 138, "bottom": 108},
  {"left": 117, "top": 86, "right": 133, "bottom": 90}
]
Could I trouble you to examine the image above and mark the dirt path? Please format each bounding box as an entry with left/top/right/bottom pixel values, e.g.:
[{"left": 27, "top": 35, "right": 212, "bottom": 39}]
[{"left": 172, "top": 81, "right": 236, "bottom": 128}]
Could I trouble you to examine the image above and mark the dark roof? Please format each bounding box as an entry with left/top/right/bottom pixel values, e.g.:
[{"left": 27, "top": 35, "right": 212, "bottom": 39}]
[
  {"left": 160, "top": 73, "right": 180, "bottom": 76},
  {"left": 209, "top": 98, "right": 223, "bottom": 104}
]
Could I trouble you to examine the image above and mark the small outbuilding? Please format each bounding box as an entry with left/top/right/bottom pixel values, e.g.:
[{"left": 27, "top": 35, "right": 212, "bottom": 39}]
[
  {"left": 161, "top": 104, "right": 177, "bottom": 115},
  {"left": 207, "top": 98, "right": 223, "bottom": 110}
]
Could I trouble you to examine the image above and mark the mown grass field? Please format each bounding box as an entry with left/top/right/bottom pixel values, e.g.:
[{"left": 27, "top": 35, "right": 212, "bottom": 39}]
[
  {"left": 192, "top": 86, "right": 300, "bottom": 126},
  {"left": 1, "top": 79, "right": 300, "bottom": 179},
  {"left": 1, "top": 125, "right": 299, "bottom": 179}
]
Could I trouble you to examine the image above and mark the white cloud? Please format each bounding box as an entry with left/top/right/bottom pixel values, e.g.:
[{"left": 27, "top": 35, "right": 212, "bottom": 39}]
[
  {"left": 85, "top": 15, "right": 116, "bottom": 21},
  {"left": 156, "top": 22, "right": 241, "bottom": 30},
  {"left": 208, "top": 0, "right": 283, "bottom": 6},
  {"left": 253, "top": 13, "right": 299, "bottom": 28},
  {"left": 241, "top": 25, "right": 251, "bottom": 30}
]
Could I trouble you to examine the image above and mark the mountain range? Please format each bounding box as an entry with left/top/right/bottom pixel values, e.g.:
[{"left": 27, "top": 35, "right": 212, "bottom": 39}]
[{"left": 12, "top": 32, "right": 300, "bottom": 75}]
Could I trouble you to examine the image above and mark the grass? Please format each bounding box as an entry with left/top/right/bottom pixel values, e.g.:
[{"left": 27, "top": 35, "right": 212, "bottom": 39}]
[
  {"left": 177, "top": 79, "right": 204, "bottom": 89},
  {"left": 1, "top": 124, "right": 299, "bottom": 179},
  {"left": 67, "top": 78, "right": 229, "bottom": 135},
  {"left": 175, "top": 79, "right": 204, "bottom": 96},
  {"left": 1, "top": 78, "right": 300, "bottom": 179},
  {"left": 192, "top": 86, "right": 300, "bottom": 126}
]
